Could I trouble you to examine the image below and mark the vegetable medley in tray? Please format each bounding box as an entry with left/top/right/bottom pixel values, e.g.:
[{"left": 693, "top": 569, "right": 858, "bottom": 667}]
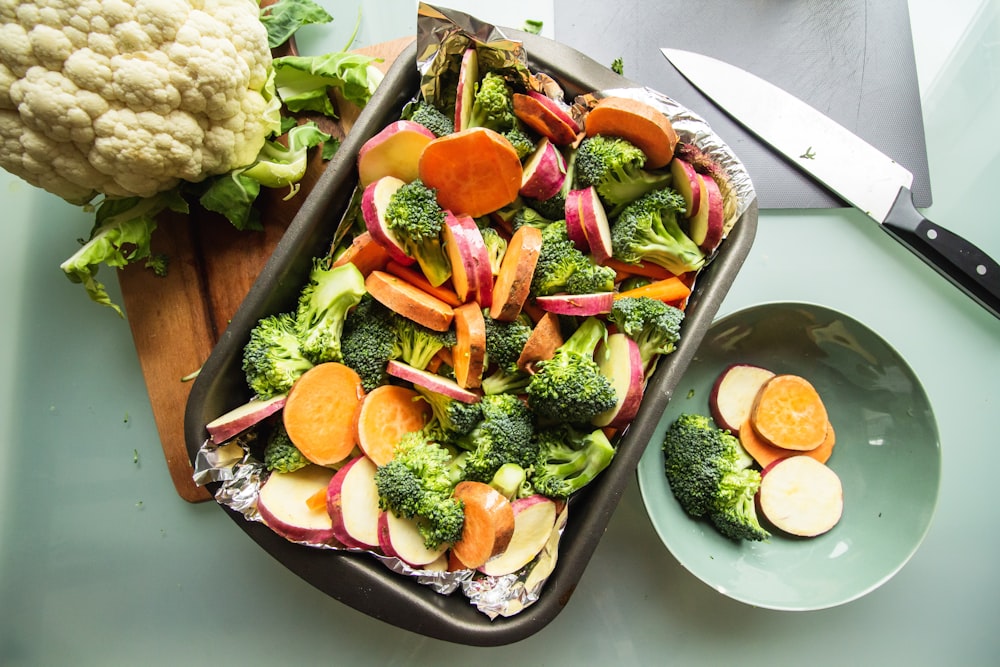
[{"left": 185, "top": 4, "right": 757, "bottom": 646}]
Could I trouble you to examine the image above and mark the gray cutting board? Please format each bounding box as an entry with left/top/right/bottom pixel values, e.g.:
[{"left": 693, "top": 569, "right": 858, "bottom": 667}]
[{"left": 554, "top": 0, "right": 931, "bottom": 209}]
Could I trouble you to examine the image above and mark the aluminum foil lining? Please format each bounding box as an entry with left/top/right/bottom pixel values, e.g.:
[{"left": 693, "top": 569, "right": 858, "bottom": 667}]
[
  {"left": 193, "top": 436, "right": 564, "bottom": 613},
  {"left": 195, "top": 3, "right": 757, "bottom": 621}
]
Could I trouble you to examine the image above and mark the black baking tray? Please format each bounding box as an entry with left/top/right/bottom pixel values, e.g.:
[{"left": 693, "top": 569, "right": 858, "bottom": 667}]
[{"left": 184, "top": 29, "right": 758, "bottom": 646}]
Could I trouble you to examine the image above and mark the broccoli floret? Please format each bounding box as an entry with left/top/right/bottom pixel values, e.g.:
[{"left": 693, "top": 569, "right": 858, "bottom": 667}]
[
  {"left": 661, "top": 413, "right": 769, "bottom": 542},
  {"left": 531, "top": 221, "right": 615, "bottom": 296},
  {"left": 480, "top": 226, "right": 508, "bottom": 275},
  {"left": 530, "top": 424, "right": 616, "bottom": 498},
  {"left": 374, "top": 430, "right": 465, "bottom": 548},
  {"left": 295, "top": 259, "right": 367, "bottom": 364},
  {"left": 394, "top": 316, "right": 456, "bottom": 370},
  {"left": 575, "top": 135, "right": 672, "bottom": 214},
  {"left": 406, "top": 100, "right": 454, "bottom": 137},
  {"left": 263, "top": 423, "right": 309, "bottom": 474},
  {"left": 527, "top": 193, "right": 567, "bottom": 222},
  {"left": 510, "top": 205, "right": 553, "bottom": 231},
  {"left": 526, "top": 316, "right": 617, "bottom": 424},
  {"left": 483, "top": 312, "right": 532, "bottom": 373},
  {"left": 481, "top": 366, "right": 532, "bottom": 396},
  {"left": 383, "top": 179, "right": 452, "bottom": 286},
  {"left": 414, "top": 385, "right": 483, "bottom": 436},
  {"left": 242, "top": 312, "right": 314, "bottom": 399},
  {"left": 502, "top": 125, "right": 536, "bottom": 160},
  {"left": 608, "top": 296, "right": 685, "bottom": 374},
  {"left": 468, "top": 72, "right": 516, "bottom": 132},
  {"left": 454, "top": 393, "right": 536, "bottom": 483},
  {"left": 340, "top": 293, "right": 400, "bottom": 391},
  {"left": 488, "top": 462, "right": 534, "bottom": 500},
  {"left": 610, "top": 188, "right": 705, "bottom": 276}
]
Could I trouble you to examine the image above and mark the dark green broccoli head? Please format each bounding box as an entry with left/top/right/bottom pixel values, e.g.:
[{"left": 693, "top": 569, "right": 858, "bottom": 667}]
[
  {"left": 526, "top": 317, "right": 617, "bottom": 424},
  {"left": 483, "top": 312, "right": 532, "bottom": 373},
  {"left": 414, "top": 385, "right": 483, "bottom": 436},
  {"left": 609, "top": 296, "right": 685, "bottom": 368},
  {"left": 394, "top": 316, "right": 456, "bottom": 371},
  {"left": 531, "top": 221, "right": 615, "bottom": 297},
  {"left": 407, "top": 100, "right": 454, "bottom": 137},
  {"left": 458, "top": 393, "right": 537, "bottom": 483},
  {"left": 340, "top": 293, "right": 400, "bottom": 391},
  {"left": 610, "top": 187, "right": 705, "bottom": 276},
  {"left": 530, "top": 424, "right": 616, "bottom": 498},
  {"left": 526, "top": 192, "right": 567, "bottom": 221},
  {"left": 575, "top": 135, "right": 672, "bottom": 212},
  {"left": 295, "top": 259, "right": 367, "bottom": 364},
  {"left": 263, "top": 423, "right": 310, "bottom": 474},
  {"left": 384, "top": 179, "right": 452, "bottom": 286},
  {"left": 502, "top": 125, "right": 536, "bottom": 160},
  {"left": 469, "top": 72, "right": 516, "bottom": 132},
  {"left": 242, "top": 312, "right": 314, "bottom": 399},
  {"left": 662, "top": 413, "right": 768, "bottom": 541},
  {"left": 374, "top": 430, "right": 464, "bottom": 548}
]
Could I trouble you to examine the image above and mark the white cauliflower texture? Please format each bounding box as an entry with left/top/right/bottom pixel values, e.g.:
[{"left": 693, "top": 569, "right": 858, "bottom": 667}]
[{"left": 0, "top": 0, "right": 273, "bottom": 202}]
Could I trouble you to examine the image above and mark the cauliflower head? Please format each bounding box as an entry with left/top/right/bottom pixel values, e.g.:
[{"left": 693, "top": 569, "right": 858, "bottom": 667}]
[{"left": 0, "top": 0, "right": 275, "bottom": 203}]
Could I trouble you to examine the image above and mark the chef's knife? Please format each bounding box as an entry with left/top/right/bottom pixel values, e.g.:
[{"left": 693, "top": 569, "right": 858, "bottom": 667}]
[{"left": 661, "top": 47, "right": 1000, "bottom": 320}]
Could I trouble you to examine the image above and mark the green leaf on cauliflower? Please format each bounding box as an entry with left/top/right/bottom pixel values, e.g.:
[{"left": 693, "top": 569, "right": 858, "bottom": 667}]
[
  {"left": 199, "top": 122, "right": 331, "bottom": 230},
  {"left": 59, "top": 191, "right": 189, "bottom": 317},
  {"left": 273, "top": 53, "right": 383, "bottom": 118},
  {"left": 259, "top": 0, "right": 334, "bottom": 48}
]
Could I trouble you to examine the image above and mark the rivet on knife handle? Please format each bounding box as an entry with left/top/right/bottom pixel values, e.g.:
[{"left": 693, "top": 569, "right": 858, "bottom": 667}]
[{"left": 882, "top": 188, "right": 1000, "bottom": 319}]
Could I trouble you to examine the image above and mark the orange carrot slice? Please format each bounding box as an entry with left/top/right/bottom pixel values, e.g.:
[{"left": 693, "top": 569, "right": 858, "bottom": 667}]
[
  {"left": 584, "top": 96, "right": 679, "bottom": 169},
  {"left": 604, "top": 257, "right": 674, "bottom": 282},
  {"left": 418, "top": 127, "right": 523, "bottom": 218},
  {"left": 750, "top": 374, "right": 829, "bottom": 451},
  {"left": 355, "top": 384, "right": 432, "bottom": 466},
  {"left": 489, "top": 225, "right": 542, "bottom": 321},
  {"left": 365, "top": 269, "right": 455, "bottom": 332},
  {"left": 614, "top": 275, "right": 691, "bottom": 304},
  {"left": 283, "top": 363, "right": 365, "bottom": 466},
  {"left": 451, "top": 481, "right": 515, "bottom": 569},
  {"left": 453, "top": 303, "right": 486, "bottom": 389}
]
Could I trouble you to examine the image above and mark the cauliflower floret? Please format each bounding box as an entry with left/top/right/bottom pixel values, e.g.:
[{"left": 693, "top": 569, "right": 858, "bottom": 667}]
[{"left": 0, "top": 0, "right": 274, "bottom": 203}]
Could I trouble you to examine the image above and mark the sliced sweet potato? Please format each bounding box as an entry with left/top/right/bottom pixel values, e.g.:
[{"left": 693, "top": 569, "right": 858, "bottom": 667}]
[
  {"left": 739, "top": 416, "right": 836, "bottom": 468},
  {"left": 365, "top": 269, "right": 455, "bottom": 332},
  {"left": 750, "top": 374, "right": 829, "bottom": 451},
  {"left": 584, "top": 96, "right": 678, "bottom": 169},
  {"left": 513, "top": 92, "right": 578, "bottom": 146},
  {"left": 282, "top": 363, "right": 365, "bottom": 466},
  {"left": 489, "top": 225, "right": 542, "bottom": 321}
]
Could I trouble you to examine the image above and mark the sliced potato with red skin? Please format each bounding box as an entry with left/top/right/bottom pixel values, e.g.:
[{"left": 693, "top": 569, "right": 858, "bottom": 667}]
[
  {"left": 709, "top": 363, "right": 775, "bottom": 434},
  {"left": 758, "top": 456, "right": 844, "bottom": 537}
]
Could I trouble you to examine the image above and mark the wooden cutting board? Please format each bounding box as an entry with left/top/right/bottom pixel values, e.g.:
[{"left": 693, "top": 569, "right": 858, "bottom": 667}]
[{"left": 118, "top": 37, "right": 414, "bottom": 502}]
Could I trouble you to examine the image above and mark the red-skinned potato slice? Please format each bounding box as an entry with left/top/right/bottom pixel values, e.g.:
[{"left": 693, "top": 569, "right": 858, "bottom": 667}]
[
  {"left": 326, "top": 456, "right": 380, "bottom": 549},
  {"left": 564, "top": 188, "right": 590, "bottom": 251},
  {"left": 258, "top": 465, "right": 338, "bottom": 544},
  {"left": 357, "top": 120, "right": 436, "bottom": 187},
  {"left": 478, "top": 494, "right": 558, "bottom": 576},
  {"left": 386, "top": 360, "right": 482, "bottom": 403},
  {"left": 670, "top": 157, "right": 701, "bottom": 217},
  {"left": 535, "top": 291, "right": 614, "bottom": 316},
  {"left": 577, "top": 186, "right": 613, "bottom": 263},
  {"left": 519, "top": 137, "right": 566, "bottom": 200},
  {"left": 709, "top": 363, "right": 776, "bottom": 434},
  {"left": 690, "top": 174, "right": 725, "bottom": 253},
  {"left": 591, "top": 333, "right": 644, "bottom": 428},
  {"left": 361, "top": 176, "right": 415, "bottom": 266},
  {"left": 377, "top": 511, "right": 450, "bottom": 567},
  {"left": 442, "top": 212, "right": 480, "bottom": 303},
  {"left": 206, "top": 393, "right": 287, "bottom": 443},
  {"left": 456, "top": 215, "right": 495, "bottom": 307}
]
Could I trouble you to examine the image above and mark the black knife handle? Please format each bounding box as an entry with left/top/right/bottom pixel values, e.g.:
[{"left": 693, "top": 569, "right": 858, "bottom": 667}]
[{"left": 882, "top": 188, "right": 1000, "bottom": 320}]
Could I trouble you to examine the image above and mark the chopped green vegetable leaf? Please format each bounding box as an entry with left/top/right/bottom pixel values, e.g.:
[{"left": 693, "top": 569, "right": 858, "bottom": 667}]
[
  {"left": 523, "top": 19, "right": 543, "bottom": 34},
  {"left": 611, "top": 57, "right": 624, "bottom": 75},
  {"left": 259, "top": 0, "right": 333, "bottom": 48}
]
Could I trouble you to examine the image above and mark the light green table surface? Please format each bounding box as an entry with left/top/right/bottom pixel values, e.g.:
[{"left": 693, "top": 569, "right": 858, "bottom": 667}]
[{"left": 2, "top": 1, "right": 998, "bottom": 664}]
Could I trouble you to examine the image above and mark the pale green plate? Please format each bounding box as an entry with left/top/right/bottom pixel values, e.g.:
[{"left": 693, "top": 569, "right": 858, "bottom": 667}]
[{"left": 637, "top": 302, "right": 941, "bottom": 610}]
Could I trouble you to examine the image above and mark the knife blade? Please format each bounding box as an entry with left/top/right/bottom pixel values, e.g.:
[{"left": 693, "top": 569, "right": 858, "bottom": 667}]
[{"left": 661, "top": 47, "right": 1000, "bottom": 320}]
